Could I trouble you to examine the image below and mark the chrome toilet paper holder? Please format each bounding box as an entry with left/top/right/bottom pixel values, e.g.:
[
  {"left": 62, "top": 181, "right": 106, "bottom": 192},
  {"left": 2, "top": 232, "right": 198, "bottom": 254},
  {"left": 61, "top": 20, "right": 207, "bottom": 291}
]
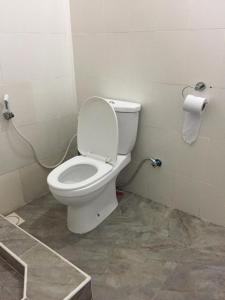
[{"left": 182, "top": 82, "right": 208, "bottom": 99}]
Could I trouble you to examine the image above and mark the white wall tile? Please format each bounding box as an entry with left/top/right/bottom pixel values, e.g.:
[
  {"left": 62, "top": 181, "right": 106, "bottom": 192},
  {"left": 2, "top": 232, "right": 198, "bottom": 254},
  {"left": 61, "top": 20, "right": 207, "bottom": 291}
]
[
  {"left": 140, "top": 83, "right": 183, "bottom": 131},
  {"left": 0, "top": 170, "right": 25, "bottom": 215},
  {"left": 200, "top": 88, "right": 225, "bottom": 140},
  {"left": 129, "top": 0, "right": 156, "bottom": 32},
  {"left": 57, "top": 114, "right": 77, "bottom": 153},
  {"left": 0, "top": 34, "right": 70, "bottom": 81},
  {"left": 73, "top": 34, "right": 108, "bottom": 80},
  {"left": 153, "top": 0, "right": 189, "bottom": 31},
  {"left": 19, "top": 163, "right": 49, "bottom": 203},
  {"left": 199, "top": 183, "right": 225, "bottom": 226},
  {"left": 174, "top": 137, "right": 210, "bottom": 182},
  {"left": 0, "top": 128, "right": 33, "bottom": 175},
  {"left": 0, "top": 1, "right": 77, "bottom": 212},
  {"left": 0, "top": 0, "right": 66, "bottom": 33},
  {"left": 146, "top": 168, "right": 174, "bottom": 207},
  {"left": 202, "top": 138, "right": 225, "bottom": 189},
  {"left": 184, "top": 30, "right": 225, "bottom": 87},
  {"left": 122, "top": 160, "right": 150, "bottom": 199},
  {"left": 150, "top": 31, "right": 188, "bottom": 84},
  {"left": 15, "top": 119, "right": 61, "bottom": 162},
  {"left": 188, "top": 0, "right": 225, "bottom": 29},
  {"left": 32, "top": 78, "right": 76, "bottom": 123},
  {"left": 103, "top": 0, "right": 132, "bottom": 33},
  {"left": 70, "top": 0, "right": 104, "bottom": 33},
  {"left": 172, "top": 174, "right": 202, "bottom": 217}
]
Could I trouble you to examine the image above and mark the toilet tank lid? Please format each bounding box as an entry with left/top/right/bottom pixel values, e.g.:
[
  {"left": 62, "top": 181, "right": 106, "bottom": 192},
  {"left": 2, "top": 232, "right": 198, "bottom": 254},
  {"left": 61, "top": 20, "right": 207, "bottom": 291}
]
[{"left": 104, "top": 98, "right": 141, "bottom": 113}]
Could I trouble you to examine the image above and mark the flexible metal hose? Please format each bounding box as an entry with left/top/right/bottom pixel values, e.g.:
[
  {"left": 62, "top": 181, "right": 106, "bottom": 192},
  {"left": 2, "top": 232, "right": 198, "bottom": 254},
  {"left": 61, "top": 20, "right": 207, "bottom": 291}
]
[
  {"left": 11, "top": 119, "right": 77, "bottom": 169},
  {"left": 117, "top": 158, "right": 151, "bottom": 188}
]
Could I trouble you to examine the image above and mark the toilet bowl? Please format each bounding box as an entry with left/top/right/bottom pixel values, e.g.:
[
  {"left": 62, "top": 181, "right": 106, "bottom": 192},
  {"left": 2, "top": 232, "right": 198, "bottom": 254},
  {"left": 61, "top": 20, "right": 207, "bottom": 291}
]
[
  {"left": 47, "top": 97, "right": 141, "bottom": 234},
  {"left": 48, "top": 154, "right": 130, "bottom": 233}
]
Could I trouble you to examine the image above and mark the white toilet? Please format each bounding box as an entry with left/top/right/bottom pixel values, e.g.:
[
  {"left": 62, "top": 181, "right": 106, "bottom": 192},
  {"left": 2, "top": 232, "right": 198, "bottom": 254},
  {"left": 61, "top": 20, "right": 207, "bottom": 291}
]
[{"left": 47, "top": 97, "right": 141, "bottom": 234}]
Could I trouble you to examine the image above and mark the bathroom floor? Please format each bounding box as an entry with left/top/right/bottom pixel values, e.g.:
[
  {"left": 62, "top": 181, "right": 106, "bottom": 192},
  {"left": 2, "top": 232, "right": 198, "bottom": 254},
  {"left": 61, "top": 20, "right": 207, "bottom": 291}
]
[
  {"left": 16, "top": 192, "right": 225, "bottom": 300},
  {"left": 0, "top": 257, "right": 24, "bottom": 300}
]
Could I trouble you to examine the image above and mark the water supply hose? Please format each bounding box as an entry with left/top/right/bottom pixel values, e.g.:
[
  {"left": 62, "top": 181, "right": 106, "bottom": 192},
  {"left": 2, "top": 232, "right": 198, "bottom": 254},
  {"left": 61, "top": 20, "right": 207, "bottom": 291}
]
[{"left": 117, "top": 157, "right": 162, "bottom": 189}]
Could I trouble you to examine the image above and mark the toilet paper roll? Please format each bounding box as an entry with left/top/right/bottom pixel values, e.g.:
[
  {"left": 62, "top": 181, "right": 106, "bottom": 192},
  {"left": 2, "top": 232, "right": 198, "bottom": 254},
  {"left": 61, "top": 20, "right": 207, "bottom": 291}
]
[{"left": 182, "top": 95, "right": 207, "bottom": 144}]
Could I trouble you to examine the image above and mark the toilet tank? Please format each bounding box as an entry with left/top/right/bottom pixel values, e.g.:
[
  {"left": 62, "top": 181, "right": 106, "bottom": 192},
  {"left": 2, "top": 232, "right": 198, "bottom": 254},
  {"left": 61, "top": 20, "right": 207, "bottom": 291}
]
[{"left": 105, "top": 99, "right": 141, "bottom": 155}]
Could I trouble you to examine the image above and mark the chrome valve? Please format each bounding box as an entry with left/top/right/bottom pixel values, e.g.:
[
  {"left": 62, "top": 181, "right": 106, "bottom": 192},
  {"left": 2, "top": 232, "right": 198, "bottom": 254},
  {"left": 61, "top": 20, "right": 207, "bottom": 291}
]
[{"left": 150, "top": 158, "right": 162, "bottom": 168}]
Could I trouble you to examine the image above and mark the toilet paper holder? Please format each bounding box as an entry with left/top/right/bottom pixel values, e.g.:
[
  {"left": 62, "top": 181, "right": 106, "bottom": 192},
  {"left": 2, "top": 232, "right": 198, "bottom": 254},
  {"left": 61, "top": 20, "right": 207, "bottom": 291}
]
[{"left": 182, "top": 82, "right": 207, "bottom": 99}]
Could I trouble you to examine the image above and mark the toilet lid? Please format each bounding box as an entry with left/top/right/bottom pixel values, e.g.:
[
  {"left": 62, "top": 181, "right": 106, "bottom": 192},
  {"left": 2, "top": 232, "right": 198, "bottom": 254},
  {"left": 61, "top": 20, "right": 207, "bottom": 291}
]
[{"left": 77, "top": 97, "right": 119, "bottom": 165}]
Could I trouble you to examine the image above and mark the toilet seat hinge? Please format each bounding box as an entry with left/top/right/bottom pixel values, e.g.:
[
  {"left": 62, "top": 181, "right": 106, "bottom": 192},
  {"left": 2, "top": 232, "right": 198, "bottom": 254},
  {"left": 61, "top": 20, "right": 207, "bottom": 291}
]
[
  {"left": 105, "top": 157, "right": 112, "bottom": 164},
  {"left": 86, "top": 151, "right": 112, "bottom": 164}
]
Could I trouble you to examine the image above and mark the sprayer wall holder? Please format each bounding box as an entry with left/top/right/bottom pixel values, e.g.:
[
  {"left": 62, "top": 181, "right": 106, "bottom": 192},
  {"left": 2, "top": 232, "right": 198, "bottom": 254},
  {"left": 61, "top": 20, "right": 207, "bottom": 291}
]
[{"left": 3, "top": 111, "right": 14, "bottom": 120}]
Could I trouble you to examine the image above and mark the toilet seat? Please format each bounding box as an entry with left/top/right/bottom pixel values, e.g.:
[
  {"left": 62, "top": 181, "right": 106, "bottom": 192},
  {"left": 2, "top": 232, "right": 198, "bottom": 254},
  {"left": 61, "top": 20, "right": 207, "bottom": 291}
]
[
  {"left": 48, "top": 156, "right": 112, "bottom": 192},
  {"left": 78, "top": 97, "right": 119, "bottom": 165},
  {"left": 48, "top": 97, "right": 119, "bottom": 193}
]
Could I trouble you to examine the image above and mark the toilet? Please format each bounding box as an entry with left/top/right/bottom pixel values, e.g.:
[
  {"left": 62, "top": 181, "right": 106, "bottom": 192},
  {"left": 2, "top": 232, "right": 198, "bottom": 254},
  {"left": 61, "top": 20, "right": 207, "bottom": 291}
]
[{"left": 47, "top": 97, "right": 141, "bottom": 234}]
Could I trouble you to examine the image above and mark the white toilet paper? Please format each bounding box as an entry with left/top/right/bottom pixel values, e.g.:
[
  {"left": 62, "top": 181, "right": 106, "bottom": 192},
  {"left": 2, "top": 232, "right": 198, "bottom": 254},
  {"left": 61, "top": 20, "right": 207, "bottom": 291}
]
[{"left": 182, "top": 95, "right": 207, "bottom": 144}]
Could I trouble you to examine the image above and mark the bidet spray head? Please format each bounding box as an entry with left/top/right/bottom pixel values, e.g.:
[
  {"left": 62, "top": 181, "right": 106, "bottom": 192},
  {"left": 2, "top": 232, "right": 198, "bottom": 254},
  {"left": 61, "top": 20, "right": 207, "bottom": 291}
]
[{"left": 3, "top": 94, "right": 9, "bottom": 110}]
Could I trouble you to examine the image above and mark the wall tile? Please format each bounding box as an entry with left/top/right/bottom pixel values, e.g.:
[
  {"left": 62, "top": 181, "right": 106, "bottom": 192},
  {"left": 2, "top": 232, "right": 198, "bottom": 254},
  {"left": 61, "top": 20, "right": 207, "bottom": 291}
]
[
  {"left": 188, "top": 0, "right": 225, "bottom": 29},
  {"left": 0, "top": 1, "right": 77, "bottom": 213},
  {"left": 146, "top": 168, "right": 174, "bottom": 207},
  {"left": 172, "top": 174, "right": 202, "bottom": 217},
  {"left": 0, "top": 34, "right": 70, "bottom": 81},
  {"left": 103, "top": 0, "right": 132, "bottom": 33},
  {"left": 174, "top": 136, "right": 210, "bottom": 182},
  {"left": 70, "top": 0, "right": 104, "bottom": 33},
  {"left": 0, "top": 170, "right": 25, "bottom": 215},
  {"left": 153, "top": 0, "right": 189, "bottom": 31},
  {"left": 202, "top": 138, "right": 225, "bottom": 189},
  {"left": 140, "top": 83, "right": 183, "bottom": 131},
  {"left": 0, "top": 0, "right": 66, "bottom": 33},
  {"left": 57, "top": 114, "right": 77, "bottom": 154},
  {"left": 0, "top": 128, "right": 33, "bottom": 175},
  {"left": 150, "top": 31, "right": 188, "bottom": 84},
  {"left": 184, "top": 30, "right": 225, "bottom": 87},
  {"left": 129, "top": 0, "right": 156, "bottom": 32},
  {"left": 19, "top": 163, "right": 49, "bottom": 203},
  {"left": 199, "top": 88, "right": 225, "bottom": 140},
  {"left": 73, "top": 34, "right": 108, "bottom": 81},
  {"left": 199, "top": 183, "right": 225, "bottom": 226}
]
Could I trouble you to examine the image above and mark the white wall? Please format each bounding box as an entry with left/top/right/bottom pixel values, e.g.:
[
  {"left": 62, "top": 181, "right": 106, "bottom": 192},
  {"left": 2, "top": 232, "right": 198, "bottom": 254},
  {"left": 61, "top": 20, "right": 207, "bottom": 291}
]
[
  {"left": 70, "top": 0, "right": 225, "bottom": 226},
  {"left": 0, "top": 0, "right": 77, "bottom": 214}
]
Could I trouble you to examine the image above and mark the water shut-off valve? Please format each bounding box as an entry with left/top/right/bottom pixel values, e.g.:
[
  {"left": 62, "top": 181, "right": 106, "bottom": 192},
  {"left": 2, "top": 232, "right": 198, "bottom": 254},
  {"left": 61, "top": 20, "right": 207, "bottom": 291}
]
[
  {"left": 150, "top": 158, "right": 162, "bottom": 168},
  {"left": 3, "top": 94, "right": 14, "bottom": 120}
]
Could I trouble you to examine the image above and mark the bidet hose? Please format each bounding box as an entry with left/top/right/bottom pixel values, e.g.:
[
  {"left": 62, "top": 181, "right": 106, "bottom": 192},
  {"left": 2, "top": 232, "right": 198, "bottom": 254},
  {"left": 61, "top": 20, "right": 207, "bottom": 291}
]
[{"left": 11, "top": 119, "right": 77, "bottom": 169}]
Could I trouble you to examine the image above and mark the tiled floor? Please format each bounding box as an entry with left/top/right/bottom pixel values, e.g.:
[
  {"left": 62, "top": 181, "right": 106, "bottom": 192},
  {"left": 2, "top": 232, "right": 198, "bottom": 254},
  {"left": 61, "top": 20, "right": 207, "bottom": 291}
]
[
  {"left": 16, "top": 192, "right": 225, "bottom": 300},
  {"left": 0, "top": 257, "right": 23, "bottom": 300}
]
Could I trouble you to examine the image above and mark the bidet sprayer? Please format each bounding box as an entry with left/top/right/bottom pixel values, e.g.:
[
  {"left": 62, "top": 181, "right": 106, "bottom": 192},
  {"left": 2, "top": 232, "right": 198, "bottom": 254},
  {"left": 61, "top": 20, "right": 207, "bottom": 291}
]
[{"left": 3, "top": 94, "right": 14, "bottom": 120}]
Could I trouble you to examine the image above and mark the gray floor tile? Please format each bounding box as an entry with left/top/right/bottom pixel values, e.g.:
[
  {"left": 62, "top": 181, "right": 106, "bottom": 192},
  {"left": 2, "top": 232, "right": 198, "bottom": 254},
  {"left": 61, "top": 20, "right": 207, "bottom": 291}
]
[{"left": 16, "top": 192, "right": 225, "bottom": 300}]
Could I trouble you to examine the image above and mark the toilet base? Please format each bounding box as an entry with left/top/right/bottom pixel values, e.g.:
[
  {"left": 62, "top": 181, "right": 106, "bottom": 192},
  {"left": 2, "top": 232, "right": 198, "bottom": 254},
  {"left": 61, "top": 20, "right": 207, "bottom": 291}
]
[{"left": 67, "top": 179, "right": 118, "bottom": 234}]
